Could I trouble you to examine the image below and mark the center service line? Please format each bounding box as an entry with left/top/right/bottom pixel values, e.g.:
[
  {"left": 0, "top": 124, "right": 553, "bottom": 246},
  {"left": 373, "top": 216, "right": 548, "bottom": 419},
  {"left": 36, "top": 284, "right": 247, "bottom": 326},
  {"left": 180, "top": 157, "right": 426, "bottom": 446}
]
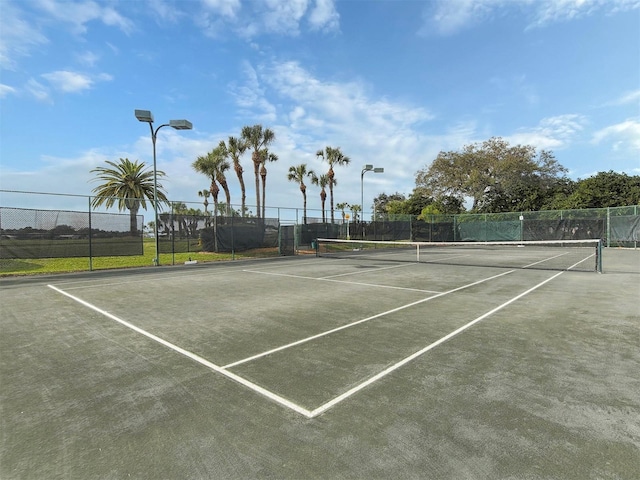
[
  {"left": 308, "top": 269, "right": 567, "bottom": 417},
  {"left": 222, "top": 269, "right": 515, "bottom": 369},
  {"left": 47, "top": 284, "right": 314, "bottom": 418}
]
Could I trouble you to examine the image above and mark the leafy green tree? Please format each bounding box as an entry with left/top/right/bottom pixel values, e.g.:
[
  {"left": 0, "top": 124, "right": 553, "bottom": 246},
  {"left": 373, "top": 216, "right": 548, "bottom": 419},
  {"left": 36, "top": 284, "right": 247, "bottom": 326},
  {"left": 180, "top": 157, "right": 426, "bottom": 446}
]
[
  {"left": 372, "top": 192, "right": 406, "bottom": 215},
  {"left": 416, "top": 137, "right": 567, "bottom": 212},
  {"left": 564, "top": 171, "right": 640, "bottom": 208},
  {"left": 90, "top": 158, "right": 168, "bottom": 235},
  {"left": 316, "top": 146, "right": 350, "bottom": 223},
  {"left": 241, "top": 124, "right": 275, "bottom": 218},
  {"left": 287, "top": 164, "right": 316, "bottom": 224}
]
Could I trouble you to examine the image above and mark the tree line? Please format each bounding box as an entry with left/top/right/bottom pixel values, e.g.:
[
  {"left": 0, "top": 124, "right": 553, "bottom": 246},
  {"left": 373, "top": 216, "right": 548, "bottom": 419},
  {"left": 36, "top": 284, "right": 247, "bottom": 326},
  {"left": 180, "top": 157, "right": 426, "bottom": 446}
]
[
  {"left": 89, "top": 134, "right": 638, "bottom": 234},
  {"left": 374, "top": 137, "right": 639, "bottom": 218},
  {"left": 191, "top": 125, "right": 352, "bottom": 224}
]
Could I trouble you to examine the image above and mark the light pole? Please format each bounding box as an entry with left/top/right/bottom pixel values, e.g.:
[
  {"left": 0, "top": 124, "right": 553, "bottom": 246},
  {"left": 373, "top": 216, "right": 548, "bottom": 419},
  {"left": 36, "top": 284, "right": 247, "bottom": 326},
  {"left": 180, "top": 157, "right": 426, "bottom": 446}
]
[
  {"left": 135, "top": 109, "right": 192, "bottom": 266},
  {"left": 361, "top": 164, "right": 384, "bottom": 238}
]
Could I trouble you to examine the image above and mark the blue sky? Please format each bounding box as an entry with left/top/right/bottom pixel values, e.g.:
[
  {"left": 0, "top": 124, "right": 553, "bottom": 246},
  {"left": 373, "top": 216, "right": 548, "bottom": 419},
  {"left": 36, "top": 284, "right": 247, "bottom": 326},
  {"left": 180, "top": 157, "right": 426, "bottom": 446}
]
[{"left": 1, "top": 0, "right": 639, "bottom": 219}]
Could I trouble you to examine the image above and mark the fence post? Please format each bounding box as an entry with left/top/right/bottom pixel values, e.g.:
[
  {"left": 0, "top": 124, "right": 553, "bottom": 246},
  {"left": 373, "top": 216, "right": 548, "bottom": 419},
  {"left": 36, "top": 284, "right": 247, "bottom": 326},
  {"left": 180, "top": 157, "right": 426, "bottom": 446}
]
[{"left": 88, "top": 196, "right": 93, "bottom": 272}]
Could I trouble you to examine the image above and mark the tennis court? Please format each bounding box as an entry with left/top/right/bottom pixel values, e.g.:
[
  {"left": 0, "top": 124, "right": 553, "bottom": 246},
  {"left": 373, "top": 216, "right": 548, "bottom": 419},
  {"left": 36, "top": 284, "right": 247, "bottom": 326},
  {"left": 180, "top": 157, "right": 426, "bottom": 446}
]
[{"left": 1, "top": 245, "right": 639, "bottom": 479}]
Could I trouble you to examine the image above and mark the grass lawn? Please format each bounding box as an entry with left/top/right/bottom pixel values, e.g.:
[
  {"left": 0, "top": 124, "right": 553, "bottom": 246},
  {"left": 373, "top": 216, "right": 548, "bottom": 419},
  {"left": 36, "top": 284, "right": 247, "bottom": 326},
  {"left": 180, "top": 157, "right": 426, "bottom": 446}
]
[{"left": 0, "top": 239, "right": 279, "bottom": 276}]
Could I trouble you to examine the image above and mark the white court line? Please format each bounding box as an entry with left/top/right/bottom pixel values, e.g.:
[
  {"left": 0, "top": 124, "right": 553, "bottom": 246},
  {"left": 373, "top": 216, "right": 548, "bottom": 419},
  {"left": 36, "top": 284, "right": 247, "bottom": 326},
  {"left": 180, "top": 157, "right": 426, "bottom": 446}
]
[
  {"left": 222, "top": 269, "right": 514, "bottom": 369},
  {"left": 48, "top": 265, "right": 574, "bottom": 419},
  {"left": 47, "top": 284, "right": 314, "bottom": 418},
  {"left": 523, "top": 252, "right": 569, "bottom": 268},
  {"left": 53, "top": 258, "right": 320, "bottom": 290},
  {"left": 308, "top": 269, "right": 567, "bottom": 417},
  {"left": 320, "top": 262, "right": 412, "bottom": 279},
  {"left": 243, "top": 269, "right": 442, "bottom": 294}
]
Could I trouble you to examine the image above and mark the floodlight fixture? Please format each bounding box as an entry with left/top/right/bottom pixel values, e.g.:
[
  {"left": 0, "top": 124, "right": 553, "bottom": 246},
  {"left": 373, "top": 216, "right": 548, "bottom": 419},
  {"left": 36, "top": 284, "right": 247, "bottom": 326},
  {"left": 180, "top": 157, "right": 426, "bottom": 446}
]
[
  {"left": 134, "top": 109, "right": 193, "bottom": 266},
  {"left": 361, "top": 164, "right": 385, "bottom": 233},
  {"left": 135, "top": 109, "right": 154, "bottom": 123},
  {"left": 169, "top": 119, "right": 193, "bottom": 130}
]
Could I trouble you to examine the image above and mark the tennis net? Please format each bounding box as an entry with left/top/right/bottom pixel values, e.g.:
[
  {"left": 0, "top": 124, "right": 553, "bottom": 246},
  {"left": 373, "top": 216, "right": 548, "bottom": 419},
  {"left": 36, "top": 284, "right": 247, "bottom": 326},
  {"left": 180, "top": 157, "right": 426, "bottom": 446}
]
[{"left": 315, "top": 238, "right": 603, "bottom": 273}]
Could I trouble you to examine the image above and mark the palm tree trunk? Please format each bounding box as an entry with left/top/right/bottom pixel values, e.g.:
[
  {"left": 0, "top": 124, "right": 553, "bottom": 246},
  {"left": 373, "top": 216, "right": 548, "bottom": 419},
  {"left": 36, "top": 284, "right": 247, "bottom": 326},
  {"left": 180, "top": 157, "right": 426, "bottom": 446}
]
[
  {"left": 129, "top": 207, "right": 138, "bottom": 235},
  {"left": 234, "top": 164, "right": 246, "bottom": 217},
  {"left": 328, "top": 168, "right": 335, "bottom": 223},
  {"left": 253, "top": 152, "right": 261, "bottom": 218},
  {"left": 260, "top": 163, "right": 267, "bottom": 219},
  {"left": 303, "top": 191, "right": 307, "bottom": 224}
]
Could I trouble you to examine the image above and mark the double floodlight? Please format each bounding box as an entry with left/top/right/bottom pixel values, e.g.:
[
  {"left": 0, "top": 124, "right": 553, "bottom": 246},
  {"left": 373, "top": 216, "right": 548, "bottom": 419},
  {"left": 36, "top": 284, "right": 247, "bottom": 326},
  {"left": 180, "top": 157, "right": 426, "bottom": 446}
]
[
  {"left": 134, "top": 109, "right": 192, "bottom": 130},
  {"left": 363, "top": 164, "right": 384, "bottom": 174}
]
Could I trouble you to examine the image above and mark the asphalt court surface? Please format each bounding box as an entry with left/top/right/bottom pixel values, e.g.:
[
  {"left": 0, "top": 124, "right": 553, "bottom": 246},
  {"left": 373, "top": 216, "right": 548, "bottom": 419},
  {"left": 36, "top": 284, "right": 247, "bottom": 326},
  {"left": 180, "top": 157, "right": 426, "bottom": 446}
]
[
  {"left": 2, "top": 249, "right": 639, "bottom": 479},
  {"left": 41, "top": 259, "right": 591, "bottom": 414}
]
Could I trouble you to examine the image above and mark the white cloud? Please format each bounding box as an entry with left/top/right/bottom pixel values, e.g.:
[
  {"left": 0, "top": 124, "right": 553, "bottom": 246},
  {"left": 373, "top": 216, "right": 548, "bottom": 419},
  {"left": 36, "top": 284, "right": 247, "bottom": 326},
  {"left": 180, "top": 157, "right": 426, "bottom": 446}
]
[
  {"left": 75, "top": 50, "right": 100, "bottom": 67},
  {"left": 606, "top": 89, "right": 640, "bottom": 107},
  {"left": 201, "top": 0, "right": 241, "bottom": 18},
  {"left": 41, "top": 70, "right": 112, "bottom": 93},
  {"left": 507, "top": 114, "right": 587, "bottom": 150},
  {"left": 199, "top": 0, "right": 339, "bottom": 38},
  {"left": 35, "top": 0, "right": 134, "bottom": 34},
  {"left": 420, "top": 0, "right": 640, "bottom": 36},
  {"left": 25, "top": 78, "right": 51, "bottom": 102},
  {"left": 528, "top": 0, "right": 640, "bottom": 28},
  {"left": 225, "top": 59, "right": 440, "bottom": 206},
  {"left": 0, "top": 84, "right": 17, "bottom": 98},
  {"left": 420, "top": 0, "right": 498, "bottom": 36},
  {"left": 591, "top": 119, "right": 640, "bottom": 151},
  {"left": 0, "top": 1, "right": 49, "bottom": 69},
  {"left": 308, "top": 0, "right": 340, "bottom": 32}
]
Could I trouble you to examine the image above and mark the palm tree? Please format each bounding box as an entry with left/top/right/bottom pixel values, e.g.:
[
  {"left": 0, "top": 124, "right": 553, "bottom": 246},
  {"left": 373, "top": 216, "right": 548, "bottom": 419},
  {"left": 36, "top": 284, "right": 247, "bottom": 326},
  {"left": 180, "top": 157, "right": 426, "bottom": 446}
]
[
  {"left": 259, "top": 148, "right": 278, "bottom": 219},
  {"left": 350, "top": 204, "right": 361, "bottom": 224},
  {"left": 171, "top": 201, "right": 188, "bottom": 238},
  {"left": 316, "top": 146, "right": 350, "bottom": 223},
  {"left": 287, "top": 164, "right": 316, "bottom": 224},
  {"left": 225, "top": 136, "right": 248, "bottom": 216},
  {"left": 90, "top": 158, "right": 168, "bottom": 235},
  {"left": 214, "top": 142, "right": 233, "bottom": 215},
  {"left": 312, "top": 173, "right": 333, "bottom": 223},
  {"left": 192, "top": 152, "right": 220, "bottom": 218},
  {"left": 336, "top": 202, "right": 349, "bottom": 224},
  {"left": 198, "top": 189, "right": 210, "bottom": 226},
  {"left": 241, "top": 124, "right": 275, "bottom": 218},
  {"left": 193, "top": 146, "right": 231, "bottom": 217},
  {"left": 198, "top": 189, "right": 210, "bottom": 215}
]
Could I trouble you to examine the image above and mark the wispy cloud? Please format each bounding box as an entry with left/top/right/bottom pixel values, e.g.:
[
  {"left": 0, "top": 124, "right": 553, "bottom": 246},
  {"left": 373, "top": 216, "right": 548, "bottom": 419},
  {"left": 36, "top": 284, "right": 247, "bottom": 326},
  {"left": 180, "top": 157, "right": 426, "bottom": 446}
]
[
  {"left": 528, "top": 0, "right": 640, "bottom": 29},
  {"left": 41, "top": 70, "right": 113, "bottom": 94},
  {"left": 35, "top": 0, "right": 134, "bottom": 34},
  {"left": 507, "top": 114, "right": 587, "bottom": 150},
  {"left": 0, "top": 1, "right": 49, "bottom": 69},
  {"left": 227, "top": 59, "right": 438, "bottom": 196},
  {"left": 420, "top": 0, "right": 640, "bottom": 36},
  {"left": 591, "top": 119, "right": 640, "bottom": 151},
  {"left": 199, "top": 0, "right": 339, "bottom": 38},
  {"left": 0, "top": 84, "right": 17, "bottom": 98},
  {"left": 604, "top": 89, "right": 640, "bottom": 107},
  {"left": 25, "top": 78, "right": 51, "bottom": 102}
]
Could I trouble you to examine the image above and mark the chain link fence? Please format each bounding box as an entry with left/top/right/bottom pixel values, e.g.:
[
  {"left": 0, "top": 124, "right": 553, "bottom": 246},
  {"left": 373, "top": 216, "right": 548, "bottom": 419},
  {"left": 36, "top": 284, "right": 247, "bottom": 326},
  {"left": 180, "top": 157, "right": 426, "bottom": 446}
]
[{"left": 1, "top": 190, "right": 638, "bottom": 274}]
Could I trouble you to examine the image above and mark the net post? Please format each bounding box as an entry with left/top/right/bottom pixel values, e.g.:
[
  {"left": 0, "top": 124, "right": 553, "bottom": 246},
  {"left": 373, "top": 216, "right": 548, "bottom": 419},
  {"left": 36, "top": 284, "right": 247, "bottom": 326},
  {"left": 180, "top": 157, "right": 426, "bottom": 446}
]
[{"left": 596, "top": 239, "right": 603, "bottom": 273}]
